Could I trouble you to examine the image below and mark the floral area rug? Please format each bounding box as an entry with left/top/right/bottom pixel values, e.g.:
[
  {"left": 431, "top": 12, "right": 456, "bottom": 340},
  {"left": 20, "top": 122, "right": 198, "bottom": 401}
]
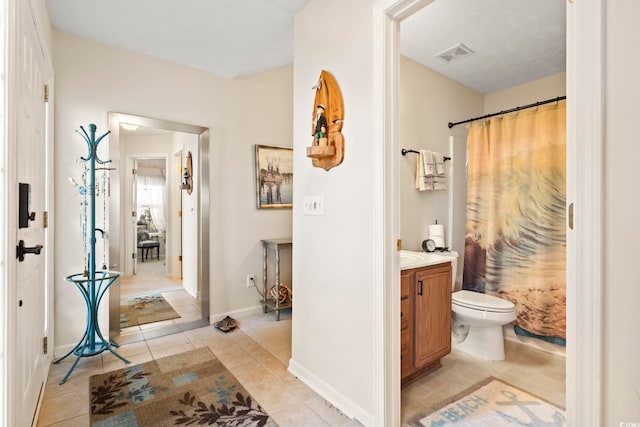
[
  {"left": 120, "top": 293, "right": 181, "bottom": 328},
  {"left": 89, "top": 347, "right": 276, "bottom": 426},
  {"left": 410, "top": 377, "right": 566, "bottom": 427}
]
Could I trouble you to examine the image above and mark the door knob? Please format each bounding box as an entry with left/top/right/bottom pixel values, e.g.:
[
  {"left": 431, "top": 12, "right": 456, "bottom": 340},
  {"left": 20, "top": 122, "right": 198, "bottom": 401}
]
[{"left": 16, "top": 240, "right": 43, "bottom": 262}]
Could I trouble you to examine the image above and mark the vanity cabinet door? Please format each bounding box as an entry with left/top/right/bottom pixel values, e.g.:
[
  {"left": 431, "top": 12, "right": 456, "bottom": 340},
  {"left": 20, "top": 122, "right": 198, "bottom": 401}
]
[{"left": 413, "top": 263, "right": 452, "bottom": 370}]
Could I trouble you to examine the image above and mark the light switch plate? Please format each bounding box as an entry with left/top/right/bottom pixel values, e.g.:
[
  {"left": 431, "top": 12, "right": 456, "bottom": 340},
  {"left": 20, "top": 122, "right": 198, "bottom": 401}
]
[{"left": 303, "top": 195, "right": 324, "bottom": 215}]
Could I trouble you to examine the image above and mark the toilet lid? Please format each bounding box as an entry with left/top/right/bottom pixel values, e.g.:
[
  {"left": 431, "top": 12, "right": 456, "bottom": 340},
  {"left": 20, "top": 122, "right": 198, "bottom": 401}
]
[{"left": 452, "top": 290, "right": 515, "bottom": 313}]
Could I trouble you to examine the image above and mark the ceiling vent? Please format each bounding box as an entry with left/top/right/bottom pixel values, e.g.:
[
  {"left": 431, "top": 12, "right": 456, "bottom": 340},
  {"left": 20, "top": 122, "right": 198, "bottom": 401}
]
[{"left": 436, "top": 43, "right": 474, "bottom": 63}]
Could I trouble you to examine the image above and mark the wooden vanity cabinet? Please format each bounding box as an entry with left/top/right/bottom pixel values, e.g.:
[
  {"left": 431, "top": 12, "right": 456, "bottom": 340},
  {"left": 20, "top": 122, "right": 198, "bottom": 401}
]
[{"left": 401, "top": 262, "right": 452, "bottom": 386}]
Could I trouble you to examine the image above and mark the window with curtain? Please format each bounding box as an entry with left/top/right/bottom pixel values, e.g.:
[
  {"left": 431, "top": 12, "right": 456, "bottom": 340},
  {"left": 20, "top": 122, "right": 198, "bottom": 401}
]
[{"left": 137, "top": 174, "right": 166, "bottom": 233}]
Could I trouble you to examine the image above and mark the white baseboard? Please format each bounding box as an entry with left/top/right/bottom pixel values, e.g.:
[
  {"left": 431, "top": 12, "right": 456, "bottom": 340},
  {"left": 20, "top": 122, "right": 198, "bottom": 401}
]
[
  {"left": 288, "top": 358, "right": 374, "bottom": 427},
  {"left": 53, "top": 343, "right": 77, "bottom": 359},
  {"left": 210, "top": 304, "right": 265, "bottom": 324}
]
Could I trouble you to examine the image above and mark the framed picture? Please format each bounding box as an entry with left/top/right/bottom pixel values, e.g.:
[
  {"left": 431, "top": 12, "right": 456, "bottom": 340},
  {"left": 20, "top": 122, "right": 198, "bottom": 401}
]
[{"left": 255, "top": 145, "right": 293, "bottom": 209}]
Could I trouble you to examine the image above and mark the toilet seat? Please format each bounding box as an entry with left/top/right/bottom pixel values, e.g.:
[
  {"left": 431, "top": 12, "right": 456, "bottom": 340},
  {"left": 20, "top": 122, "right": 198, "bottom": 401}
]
[{"left": 452, "top": 290, "right": 515, "bottom": 313}]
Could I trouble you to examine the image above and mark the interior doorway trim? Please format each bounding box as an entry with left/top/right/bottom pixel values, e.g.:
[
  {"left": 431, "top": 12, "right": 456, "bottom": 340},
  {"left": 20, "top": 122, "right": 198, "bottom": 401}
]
[
  {"left": 565, "top": 1, "right": 604, "bottom": 425},
  {"left": 372, "top": 1, "right": 438, "bottom": 426},
  {"left": 107, "top": 112, "right": 210, "bottom": 335},
  {"left": 373, "top": 0, "right": 603, "bottom": 426}
]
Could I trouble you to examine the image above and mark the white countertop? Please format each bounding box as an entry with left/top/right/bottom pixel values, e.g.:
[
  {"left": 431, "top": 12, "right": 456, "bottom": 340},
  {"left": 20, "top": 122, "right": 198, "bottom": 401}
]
[{"left": 399, "top": 250, "right": 457, "bottom": 270}]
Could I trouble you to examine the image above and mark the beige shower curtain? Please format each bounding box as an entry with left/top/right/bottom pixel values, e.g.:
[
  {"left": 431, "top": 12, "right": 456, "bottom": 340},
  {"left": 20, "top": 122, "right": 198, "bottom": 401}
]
[{"left": 463, "top": 101, "right": 566, "bottom": 340}]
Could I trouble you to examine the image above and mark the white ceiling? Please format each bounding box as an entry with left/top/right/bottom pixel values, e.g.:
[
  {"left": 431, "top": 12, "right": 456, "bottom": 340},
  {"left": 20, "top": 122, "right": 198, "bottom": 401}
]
[
  {"left": 401, "top": 0, "right": 566, "bottom": 93},
  {"left": 46, "top": 0, "right": 565, "bottom": 92},
  {"left": 46, "top": 0, "right": 312, "bottom": 78}
]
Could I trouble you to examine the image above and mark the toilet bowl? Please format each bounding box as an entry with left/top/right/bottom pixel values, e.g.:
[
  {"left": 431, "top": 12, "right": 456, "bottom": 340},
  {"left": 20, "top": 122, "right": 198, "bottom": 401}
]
[
  {"left": 437, "top": 252, "right": 516, "bottom": 361},
  {"left": 451, "top": 290, "right": 516, "bottom": 360}
]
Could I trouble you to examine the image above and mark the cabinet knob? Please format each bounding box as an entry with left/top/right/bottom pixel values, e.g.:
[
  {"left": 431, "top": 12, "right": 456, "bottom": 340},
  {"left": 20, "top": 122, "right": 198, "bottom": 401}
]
[
  {"left": 418, "top": 280, "right": 423, "bottom": 296},
  {"left": 400, "top": 311, "right": 403, "bottom": 318}
]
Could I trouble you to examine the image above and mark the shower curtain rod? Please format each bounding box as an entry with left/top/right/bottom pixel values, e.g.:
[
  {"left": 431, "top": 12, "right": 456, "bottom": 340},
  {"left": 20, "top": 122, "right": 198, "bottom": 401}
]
[{"left": 447, "top": 95, "right": 566, "bottom": 129}]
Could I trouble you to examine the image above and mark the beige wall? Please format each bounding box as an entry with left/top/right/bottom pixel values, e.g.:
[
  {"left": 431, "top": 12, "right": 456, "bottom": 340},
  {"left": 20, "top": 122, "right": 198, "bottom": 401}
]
[
  {"left": 604, "top": 1, "right": 640, "bottom": 423},
  {"left": 52, "top": 31, "right": 293, "bottom": 353},
  {"left": 291, "top": 0, "right": 377, "bottom": 423},
  {"left": 399, "top": 56, "right": 483, "bottom": 262},
  {"left": 484, "top": 72, "right": 566, "bottom": 113}
]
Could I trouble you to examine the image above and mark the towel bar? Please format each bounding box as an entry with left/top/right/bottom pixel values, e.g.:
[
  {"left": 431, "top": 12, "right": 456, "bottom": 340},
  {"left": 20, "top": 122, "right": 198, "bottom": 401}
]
[{"left": 401, "top": 148, "right": 451, "bottom": 162}]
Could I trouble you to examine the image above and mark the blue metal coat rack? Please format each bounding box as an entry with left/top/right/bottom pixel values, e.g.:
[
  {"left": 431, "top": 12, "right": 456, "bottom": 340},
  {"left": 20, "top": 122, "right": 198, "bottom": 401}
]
[{"left": 53, "top": 124, "right": 129, "bottom": 384}]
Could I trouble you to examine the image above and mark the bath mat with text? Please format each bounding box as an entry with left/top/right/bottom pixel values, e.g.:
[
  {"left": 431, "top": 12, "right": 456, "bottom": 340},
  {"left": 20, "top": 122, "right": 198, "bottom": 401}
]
[{"left": 409, "top": 377, "right": 566, "bottom": 426}]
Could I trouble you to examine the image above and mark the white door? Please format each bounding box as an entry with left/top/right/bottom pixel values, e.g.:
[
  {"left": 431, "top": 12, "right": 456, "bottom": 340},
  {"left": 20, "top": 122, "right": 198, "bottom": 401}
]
[{"left": 15, "top": 1, "right": 49, "bottom": 425}]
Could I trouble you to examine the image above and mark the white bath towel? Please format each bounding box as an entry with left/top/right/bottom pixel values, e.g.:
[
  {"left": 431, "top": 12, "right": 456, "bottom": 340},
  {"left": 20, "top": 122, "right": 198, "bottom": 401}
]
[
  {"left": 415, "top": 151, "right": 427, "bottom": 190},
  {"left": 434, "top": 152, "right": 445, "bottom": 175},
  {"left": 416, "top": 150, "right": 434, "bottom": 191},
  {"left": 422, "top": 149, "right": 436, "bottom": 176},
  {"left": 432, "top": 151, "right": 447, "bottom": 191}
]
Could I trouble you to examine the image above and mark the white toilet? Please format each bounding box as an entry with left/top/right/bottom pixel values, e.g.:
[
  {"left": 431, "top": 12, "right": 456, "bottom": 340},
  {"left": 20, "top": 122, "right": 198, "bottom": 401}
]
[{"left": 442, "top": 253, "right": 517, "bottom": 361}]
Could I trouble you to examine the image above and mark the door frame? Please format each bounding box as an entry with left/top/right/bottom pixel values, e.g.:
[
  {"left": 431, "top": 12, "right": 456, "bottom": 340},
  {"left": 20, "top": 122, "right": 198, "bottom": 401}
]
[
  {"left": 372, "top": 0, "right": 603, "bottom": 426},
  {"left": 108, "top": 112, "right": 210, "bottom": 335}
]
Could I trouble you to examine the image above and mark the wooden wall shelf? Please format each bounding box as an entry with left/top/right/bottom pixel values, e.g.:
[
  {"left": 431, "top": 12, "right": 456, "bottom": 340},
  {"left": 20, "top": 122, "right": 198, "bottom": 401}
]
[
  {"left": 307, "top": 70, "right": 345, "bottom": 171},
  {"left": 306, "top": 145, "right": 336, "bottom": 158}
]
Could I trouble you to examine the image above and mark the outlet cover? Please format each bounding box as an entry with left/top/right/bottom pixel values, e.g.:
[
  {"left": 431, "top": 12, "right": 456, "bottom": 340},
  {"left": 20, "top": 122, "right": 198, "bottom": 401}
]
[{"left": 246, "top": 274, "right": 255, "bottom": 287}]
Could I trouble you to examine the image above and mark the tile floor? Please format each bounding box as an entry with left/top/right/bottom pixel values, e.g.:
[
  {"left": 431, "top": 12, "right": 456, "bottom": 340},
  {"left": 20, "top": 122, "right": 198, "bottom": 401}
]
[
  {"left": 36, "top": 306, "right": 565, "bottom": 427},
  {"left": 400, "top": 339, "right": 566, "bottom": 426},
  {"left": 119, "top": 258, "right": 182, "bottom": 298},
  {"left": 239, "top": 308, "right": 293, "bottom": 365},
  {"left": 36, "top": 315, "right": 360, "bottom": 427}
]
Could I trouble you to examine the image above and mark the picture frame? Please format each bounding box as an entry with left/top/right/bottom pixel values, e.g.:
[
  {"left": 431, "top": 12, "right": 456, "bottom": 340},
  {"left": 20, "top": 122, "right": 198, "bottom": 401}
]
[{"left": 255, "top": 144, "right": 293, "bottom": 209}]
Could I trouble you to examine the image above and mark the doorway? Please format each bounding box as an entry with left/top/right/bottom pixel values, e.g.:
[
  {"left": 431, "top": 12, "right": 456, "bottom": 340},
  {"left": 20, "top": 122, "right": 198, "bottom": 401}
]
[
  {"left": 397, "top": 0, "right": 567, "bottom": 422},
  {"left": 131, "top": 157, "right": 169, "bottom": 277},
  {"left": 108, "top": 113, "right": 210, "bottom": 343},
  {"left": 373, "top": 0, "right": 603, "bottom": 425}
]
